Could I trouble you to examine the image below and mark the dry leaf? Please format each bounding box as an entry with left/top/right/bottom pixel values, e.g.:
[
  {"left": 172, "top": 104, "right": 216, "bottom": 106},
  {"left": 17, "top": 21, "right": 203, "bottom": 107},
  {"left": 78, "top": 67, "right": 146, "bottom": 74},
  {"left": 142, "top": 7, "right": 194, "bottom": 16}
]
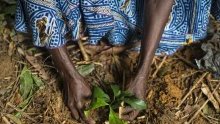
[
  {"left": 17, "top": 47, "right": 50, "bottom": 80},
  {"left": 201, "top": 83, "right": 220, "bottom": 112},
  {"left": 8, "top": 41, "right": 15, "bottom": 56}
]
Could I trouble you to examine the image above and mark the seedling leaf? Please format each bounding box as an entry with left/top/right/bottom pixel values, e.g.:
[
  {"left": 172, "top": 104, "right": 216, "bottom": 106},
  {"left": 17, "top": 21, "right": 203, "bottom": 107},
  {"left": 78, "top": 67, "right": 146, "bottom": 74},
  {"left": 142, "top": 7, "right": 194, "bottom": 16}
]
[
  {"left": 124, "top": 98, "right": 147, "bottom": 110},
  {"left": 89, "top": 98, "right": 109, "bottom": 110},
  {"left": 121, "top": 91, "right": 133, "bottom": 97},
  {"left": 85, "top": 86, "right": 110, "bottom": 117},
  {"left": 93, "top": 86, "right": 110, "bottom": 102},
  {"left": 109, "top": 107, "right": 125, "bottom": 124},
  {"left": 17, "top": 89, "right": 33, "bottom": 109},
  {"left": 111, "top": 85, "right": 121, "bottom": 98}
]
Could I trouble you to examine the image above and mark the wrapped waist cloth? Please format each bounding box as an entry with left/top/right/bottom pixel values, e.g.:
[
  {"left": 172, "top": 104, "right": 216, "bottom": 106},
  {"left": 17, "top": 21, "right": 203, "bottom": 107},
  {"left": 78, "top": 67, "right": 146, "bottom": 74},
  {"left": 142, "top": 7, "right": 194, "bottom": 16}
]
[{"left": 15, "top": 0, "right": 220, "bottom": 55}]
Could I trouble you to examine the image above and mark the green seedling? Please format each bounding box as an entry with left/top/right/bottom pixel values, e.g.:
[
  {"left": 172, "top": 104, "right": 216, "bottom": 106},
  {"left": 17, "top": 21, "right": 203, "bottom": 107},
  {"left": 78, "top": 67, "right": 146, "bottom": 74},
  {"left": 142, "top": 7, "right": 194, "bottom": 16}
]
[{"left": 85, "top": 85, "right": 147, "bottom": 124}]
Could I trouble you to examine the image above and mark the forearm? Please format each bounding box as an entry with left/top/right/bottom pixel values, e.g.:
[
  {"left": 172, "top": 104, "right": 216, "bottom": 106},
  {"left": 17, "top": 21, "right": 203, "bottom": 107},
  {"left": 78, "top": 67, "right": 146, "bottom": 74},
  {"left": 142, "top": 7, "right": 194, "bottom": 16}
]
[
  {"left": 138, "top": 0, "right": 174, "bottom": 74},
  {"left": 48, "top": 45, "right": 79, "bottom": 78}
]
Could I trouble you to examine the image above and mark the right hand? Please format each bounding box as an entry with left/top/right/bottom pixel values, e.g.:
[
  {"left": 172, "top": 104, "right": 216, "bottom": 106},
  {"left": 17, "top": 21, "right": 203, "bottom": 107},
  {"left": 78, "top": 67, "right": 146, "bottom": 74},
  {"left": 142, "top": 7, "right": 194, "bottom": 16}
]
[
  {"left": 63, "top": 72, "right": 92, "bottom": 122},
  {"left": 49, "top": 46, "right": 92, "bottom": 122}
]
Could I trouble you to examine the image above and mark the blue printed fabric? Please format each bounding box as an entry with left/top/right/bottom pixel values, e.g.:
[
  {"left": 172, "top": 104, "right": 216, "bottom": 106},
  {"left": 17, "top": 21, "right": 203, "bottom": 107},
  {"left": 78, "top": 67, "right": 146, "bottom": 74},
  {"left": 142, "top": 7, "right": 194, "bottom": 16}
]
[{"left": 15, "top": 0, "right": 220, "bottom": 55}]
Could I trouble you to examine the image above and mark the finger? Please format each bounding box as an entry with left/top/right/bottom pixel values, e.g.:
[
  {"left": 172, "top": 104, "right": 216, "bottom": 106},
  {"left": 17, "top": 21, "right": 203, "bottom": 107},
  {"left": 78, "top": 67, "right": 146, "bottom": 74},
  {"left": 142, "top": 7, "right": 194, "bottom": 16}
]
[
  {"left": 78, "top": 109, "right": 86, "bottom": 121},
  {"left": 69, "top": 104, "right": 80, "bottom": 121},
  {"left": 121, "top": 110, "right": 140, "bottom": 121},
  {"left": 76, "top": 102, "right": 86, "bottom": 119},
  {"left": 78, "top": 97, "right": 91, "bottom": 110},
  {"left": 121, "top": 107, "right": 134, "bottom": 115}
]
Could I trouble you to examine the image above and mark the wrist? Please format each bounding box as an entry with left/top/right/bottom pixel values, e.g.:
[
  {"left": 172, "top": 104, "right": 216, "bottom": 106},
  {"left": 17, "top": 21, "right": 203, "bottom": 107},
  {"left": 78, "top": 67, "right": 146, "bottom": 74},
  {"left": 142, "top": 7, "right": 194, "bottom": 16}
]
[{"left": 48, "top": 46, "right": 80, "bottom": 79}]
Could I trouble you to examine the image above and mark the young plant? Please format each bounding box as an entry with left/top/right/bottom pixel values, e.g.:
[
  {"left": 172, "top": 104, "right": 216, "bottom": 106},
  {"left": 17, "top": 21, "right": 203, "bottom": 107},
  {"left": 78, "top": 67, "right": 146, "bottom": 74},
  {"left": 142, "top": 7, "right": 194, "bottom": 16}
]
[
  {"left": 17, "top": 66, "right": 44, "bottom": 117},
  {"left": 85, "top": 85, "right": 147, "bottom": 124}
]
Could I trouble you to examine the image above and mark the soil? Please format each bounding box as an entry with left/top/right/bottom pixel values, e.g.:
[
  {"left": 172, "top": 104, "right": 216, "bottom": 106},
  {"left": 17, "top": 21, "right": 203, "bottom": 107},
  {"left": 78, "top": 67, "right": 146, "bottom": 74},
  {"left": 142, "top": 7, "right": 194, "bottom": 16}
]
[
  {"left": 0, "top": 41, "right": 17, "bottom": 100},
  {"left": 0, "top": 42, "right": 15, "bottom": 80}
]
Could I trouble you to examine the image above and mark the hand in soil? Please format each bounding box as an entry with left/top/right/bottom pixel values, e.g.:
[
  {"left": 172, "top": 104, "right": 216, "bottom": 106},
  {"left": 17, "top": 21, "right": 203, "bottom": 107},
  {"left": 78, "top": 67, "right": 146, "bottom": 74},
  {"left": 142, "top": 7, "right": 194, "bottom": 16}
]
[
  {"left": 121, "top": 75, "right": 147, "bottom": 121},
  {"left": 49, "top": 46, "right": 92, "bottom": 122},
  {"left": 63, "top": 73, "right": 92, "bottom": 122}
]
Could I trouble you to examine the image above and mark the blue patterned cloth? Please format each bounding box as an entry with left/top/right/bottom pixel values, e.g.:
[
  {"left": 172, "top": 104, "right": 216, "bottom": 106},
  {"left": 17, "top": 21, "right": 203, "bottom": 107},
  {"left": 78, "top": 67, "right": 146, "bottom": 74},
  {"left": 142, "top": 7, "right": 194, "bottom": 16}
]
[{"left": 15, "top": 0, "right": 220, "bottom": 55}]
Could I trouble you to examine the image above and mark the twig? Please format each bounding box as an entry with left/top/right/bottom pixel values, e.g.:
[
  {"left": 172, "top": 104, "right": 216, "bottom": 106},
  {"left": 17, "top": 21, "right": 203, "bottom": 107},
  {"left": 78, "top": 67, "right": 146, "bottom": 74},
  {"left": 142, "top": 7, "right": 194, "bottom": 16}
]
[
  {"left": 7, "top": 77, "right": 20, "bottom": 103},
  {"left": 177, "top": 72, "right": 208, "bottom": 108},
  {"left": 175, "top": 53, "right": 198, "bottom": 69},
  {"left": 119, "top": 71, "right": 126, "bottom": 119},
  {"left": 76, "top": 61, "right": 103, "bottom": 67},
  {"left": 207, "top": 78, "right": 220, "bottom": 105},
  {"left": 93, "top": 41, "right": 141, "bottom": 57},
  {"left": 17, "top": 47, "right": 50, "bottom": 80},
  {"left": 6, "top": 102, "right": 38, "bottom": 123},
  {"left": 152, "top": 56, "right": 167, "bottom": 78},
  {"left": 186, "top": 81, "right": 220, "bottom": 124},
  {"left": 201, "top": 83, "right": 220, "bottom": 111},
  {"left": 78, "top": 40, "right": 90, "bottom": 61},
  {"left": 152, "top": 56, "right": 159, "bottom": 68},
  {"left": 199, "top": 112, "right": 214, "bottom": 124},
  {"left": 119, "top": 102, "right": 124, "bottom": 119},
  {"left": 2, "top": 116, "right": 11, "bottom": 124},
  {"left": 33, "top": 41, "right": 88, "bottom": 57},
  {"left": 137, "top": 116, "right": 146, "bottom": 120},
  {"left": 207, "top": 115, "right": 220, "bottom": 122}
]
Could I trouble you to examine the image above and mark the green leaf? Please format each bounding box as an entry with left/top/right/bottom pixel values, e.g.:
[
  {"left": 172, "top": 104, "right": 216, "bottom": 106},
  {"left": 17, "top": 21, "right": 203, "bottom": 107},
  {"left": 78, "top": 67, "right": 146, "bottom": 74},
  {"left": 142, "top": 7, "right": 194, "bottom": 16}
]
[
  {"left": 16, "top": 93, "right": 33, "bottom": 117},
  {"left": 32, "top": 74, "right": 44, "bottom": 88},
  {"left": 124, "top": 98, "right": 147, "bottom": 110},
  {"left": 115, "top": 91, "right": 133, "bottom": 102},
  {"left": 84, "top": 86, "right": 110, "bottom": 117},
  {"left": 5, "top": 114, "right": 22, "bottom": 124},
  {"left": 17, "top": 90, "right": 33, "bottom": 109},
  {"left": 121, "top": 91, "right": 133, "bottom": 97},
  {"left": 89, "top": 98, "right": 109, "bottom": 110},
  {"left": 19, "top": 66, "right": 34, "bottom": 99},
  {"left": 85, "top": 87, "right": 110, "bottom": 117},
  {"left": 109, "top": 107, "right": 125, "bottom": 124},
  {"left": 93, "top": 86, "right": 110, "bottom": 102},
  {"left": 111, "top": 85, "right": 121, "bottom": 98},
  {"left": 77, "top": 64, "right": 95, "bottom": 77}
]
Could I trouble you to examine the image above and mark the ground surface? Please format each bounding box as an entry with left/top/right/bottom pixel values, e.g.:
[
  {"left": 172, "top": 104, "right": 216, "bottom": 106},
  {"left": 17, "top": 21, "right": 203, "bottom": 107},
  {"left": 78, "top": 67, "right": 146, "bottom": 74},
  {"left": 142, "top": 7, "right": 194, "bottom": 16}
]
[{"left": 0, "top": 1, "right": 220, "bottom": 124}]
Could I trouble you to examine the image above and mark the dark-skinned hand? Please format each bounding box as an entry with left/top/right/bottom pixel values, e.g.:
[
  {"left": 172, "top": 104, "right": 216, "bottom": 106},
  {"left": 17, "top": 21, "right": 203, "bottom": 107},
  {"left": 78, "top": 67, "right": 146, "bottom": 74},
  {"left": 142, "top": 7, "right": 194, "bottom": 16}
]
[
  {"left": 120, "top": 74, "right": 147, "bottom": 121},
  {"left": 63, "top": 72, "right": 92, "bottom": 122},
  {"left": 49, "top": 46, "right": 92, "bottom": 123}
]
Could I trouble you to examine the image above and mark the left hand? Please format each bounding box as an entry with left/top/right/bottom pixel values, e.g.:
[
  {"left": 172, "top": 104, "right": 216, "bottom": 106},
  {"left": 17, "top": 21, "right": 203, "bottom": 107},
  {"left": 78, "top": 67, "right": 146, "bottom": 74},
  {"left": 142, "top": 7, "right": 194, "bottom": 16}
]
[
  {"left": 120, "top": 74, "right": 147, "bottom": 121},
  {"left": 120, "top": 0, "right": 174, "bottom": 121}
]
